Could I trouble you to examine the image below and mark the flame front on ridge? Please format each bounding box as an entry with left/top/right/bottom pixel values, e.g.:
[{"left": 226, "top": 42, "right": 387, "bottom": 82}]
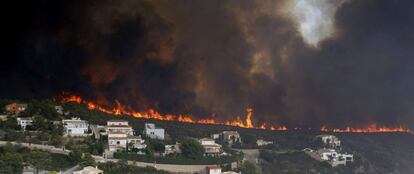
[
  {"left": 60, "top": 93, "right": 411, "bottom": 133},
  {"left": 60, "top": 93, "right": 287, "bottom": 130}
]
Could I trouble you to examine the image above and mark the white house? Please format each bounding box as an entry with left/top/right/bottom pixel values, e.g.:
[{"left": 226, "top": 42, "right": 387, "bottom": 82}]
[
  {"left": 62, "top": 118, "right": 89, "bottom": 136},
  {"left": 107, "top": 119, "right": 129, "bottom": 126},
  {"left": 316, "top": 135, "right": 341, "bottom": 147},
  {"left": 106, "top": 120, "right": 133, "bottom": 135},
  {"left": 341, "top": 153, "right": 354, "bottom": 162},
  {"left": 199, "top": 138, "right": 222, "bottom": 156},
  {"left": 17, "top": 117, "right": 33, "bottom": 130},
  {"left": 144, "top": 123, "right": 165, "bottom": 140},
  {"left": 316, "top": 148, "right": 354, "bottom": 167},
  {"left": 164, "top": 142, "right": 181, "bottom": 155},
  {"left": 73, "top": 166, "right": 103, "bottom": 174},
  {"left": 206, "top": 165, "right": 222, "bottom": 174},
  {"left": 317, "top": 148, "right": 338, "bottom": 160},
  {"left": 211, "top": 133, "right": 220, "bottom": 140},
  {"left": 304, "top": 147, "right": 354, "bottom": 167},
  {"left": 108, "top": 133, "right": 146, "bottom": 151},
  {"left": 107, "top": 120, "right": 146, "bottom": 152},
  {"left": 222, "top": 131, "right": 242, "bottom": 144},
  {"left": 256, "top": 138, "right": 273, "bottom": 146}
]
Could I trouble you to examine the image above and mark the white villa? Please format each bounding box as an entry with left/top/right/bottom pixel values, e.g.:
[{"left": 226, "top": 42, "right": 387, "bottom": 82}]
[
  {"left": 62, "top": 118, "right": 89, "bottom": 136},
  {"left": 318, "top": 148, "right": 338, "bottom": 160},
  {"left": 108, "top": 133, "right": 146, "bottom": 151},
  {"left": 164, "top": 142, "right": 181, "bottom": 155},
  {"left": 106, "top": 120, "right": 146, "bottom": 152},
  {"left": 144, "top": 123, "right": 165, "bottom": 140},
  {"left": 222, "top": 131, "right": 242, "bottom": 144},
  {"left": 316, "top": 135, "right": 341, "bottom": 148},
  {"left": 304, "top": 135, "right": 353, "bottom": 167},
  {"left": 106, "top": 120, "right": 134, "bottom": 135},
  {"left": 16, "top": 117, "right": 33, "bottom": 130},
  {"left": 316, "top": 148, "right": 354, "bottom": 167},
  {"left": 211, "top": 133, "right": 220, "bottom": 140},
  {"left": 199, "top": 138, "right": 222, "bottom": 156}
]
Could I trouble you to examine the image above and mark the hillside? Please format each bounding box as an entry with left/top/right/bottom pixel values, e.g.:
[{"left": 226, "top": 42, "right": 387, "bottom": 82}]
[
  {"left": 2, "top": 101, "right": 413, "bottom": 174},
  {"left": 111, "top": 119, "right": 414, "bottom": 173},
  {"left": 62, "top": 102, "right": 414, "bottom": 174}
]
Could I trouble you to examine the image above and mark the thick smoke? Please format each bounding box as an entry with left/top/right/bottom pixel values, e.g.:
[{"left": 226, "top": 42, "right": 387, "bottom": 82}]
[{"left": 1, "top": 0, "right": 414, "bottom": 129}]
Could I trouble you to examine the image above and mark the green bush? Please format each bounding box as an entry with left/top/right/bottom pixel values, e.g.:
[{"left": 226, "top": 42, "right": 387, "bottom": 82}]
[
  {"left": 180, "top": 139, "right": 204, "bottom": 159},
  {"left": 48, "top": 153, "right": 77, "bottom": 171},
  {"left": 80, "top": 153, "right": 96, "bottom": 167}
]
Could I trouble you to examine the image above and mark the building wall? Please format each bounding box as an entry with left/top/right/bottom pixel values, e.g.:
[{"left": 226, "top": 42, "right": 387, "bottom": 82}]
[
  {"left": 200, "top": 140, "right": 216, "bottom": 145},
  {"left": 65, "top": 127, "right": 88, "bottom": 135},
  {"left": 204, "top": 146, "right": 221, "bottom": 154},
  {"left": 108, "top": 138, "right": 128, "bottom": 151},
  {"left": 145, "top": 128, "right": 165, "bottom": 140},
  {"left": 108, "top": 139, "right": 127, "bottom": 146},
  {"left": 108, "top": 133, "right": 128, "bottom": 138},
  {"left": 207, "top": 168, "right": 222, "bottom": 174},
  {"left": 17, "top": 118, "right": 33, "bottom": 130},
  {"left": 63, "top": 120, "right": 89, "bottom": 135},
  {"left": 107, "top": 127, "right": 133, "bottom": 135},
  {"left": 107, "top": 121, "right": 128, "bottom": 126}
]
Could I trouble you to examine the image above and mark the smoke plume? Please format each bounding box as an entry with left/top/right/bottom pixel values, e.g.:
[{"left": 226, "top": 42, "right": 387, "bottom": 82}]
[{"left": 1, "top": 0, "right": 414, "bottom": 129}]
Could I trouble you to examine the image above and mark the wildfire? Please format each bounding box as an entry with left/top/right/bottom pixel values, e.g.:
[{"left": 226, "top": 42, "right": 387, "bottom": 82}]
[
  {"left": 59, "top": 93, "right": 411, "bottom": 134},
  {"left": 245, "top": 108, "right": 254, "bottom": 128},
  {"left": 320, "top": 125, "right": 328, "bottom": 132},
  {"left": 59, "top": 93, "right": 287, "bottom": 130},
  {"left": 320, "top": 123, "right": 411, "bottom": 133}
]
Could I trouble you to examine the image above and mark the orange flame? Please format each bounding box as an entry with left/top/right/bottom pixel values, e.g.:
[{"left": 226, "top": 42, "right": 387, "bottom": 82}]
[
  {"left": 61, "top": 94, "right": 82, "bottom": 104},
  {"left": 60, "top": 93, "right": 411, "bottom": 134},
  {"left": 60, "top": 94, "right": 287, "bottom": 130},
  {"left": 320, "top": 125, "right": 328, "bottom": 132},
  {"left": 245, "top": 108, "right": 254, "bottom": 128},
  {"left": 271, "top": 125, "right": 288, "bottom": 131},
  {"left": 320, "top": 123, "right": 410, "bottom": 133}
]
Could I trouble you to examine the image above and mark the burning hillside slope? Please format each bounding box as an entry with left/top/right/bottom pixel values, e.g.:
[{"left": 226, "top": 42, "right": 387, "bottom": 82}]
[{"left": 60, "top": 93, "right": 411, "bottom": 134}]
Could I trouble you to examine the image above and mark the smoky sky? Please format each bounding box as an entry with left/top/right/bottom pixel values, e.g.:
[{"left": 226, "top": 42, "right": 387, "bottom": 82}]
[{"left": 1, "top": 0, "right": 414, "bottom": 128}]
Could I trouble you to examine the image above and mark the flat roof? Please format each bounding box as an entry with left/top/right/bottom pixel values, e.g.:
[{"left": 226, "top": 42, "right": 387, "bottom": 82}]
[
  {"left": 206, "top": 165, "right": 221, "bottom": 169},
  {"left": 222, "top": 131, "right": 240, "bottom": 135},
  {"left": 202, "top": 144, "right": 222, "bottom": 148},
  {"left": 18, "top": 117, "right": 32, "bottom": 120},
  {"left": 107, "top": 125, "right": 131, "bottom": 128},
  {"left": 107, "top": 119, "right": 128, "bottom": 122},
  {"left": 108, "top": 132, "right": 129, "bottom": 134},
  {"left": 108, "top": 137, "right": 128, "bottom": 140}
]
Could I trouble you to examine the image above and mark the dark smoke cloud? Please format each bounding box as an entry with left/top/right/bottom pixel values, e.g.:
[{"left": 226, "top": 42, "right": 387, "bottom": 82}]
[{"left": 1, "top": 0, "right": 414, "bottom": 128}]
